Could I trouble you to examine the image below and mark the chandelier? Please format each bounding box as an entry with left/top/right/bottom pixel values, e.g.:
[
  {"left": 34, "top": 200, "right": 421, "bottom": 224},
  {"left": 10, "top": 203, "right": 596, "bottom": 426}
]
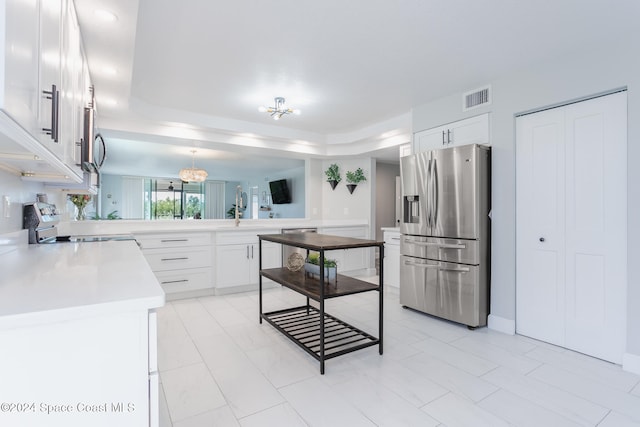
[
  {"left": 179, "top": 150, "right": 208, "bottom": 182},
  {"left": 258, "top": 97, "right": 301, "bottom": 120}
]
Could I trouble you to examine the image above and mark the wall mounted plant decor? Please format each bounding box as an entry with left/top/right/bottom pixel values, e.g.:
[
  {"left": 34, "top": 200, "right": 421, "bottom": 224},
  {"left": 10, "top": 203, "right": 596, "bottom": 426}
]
[
  {"left": 325, "top": 163, "right": 342, "bottom": 190},
  {"left": 345, "top": 168, "right": 366, "bottom": 194}
]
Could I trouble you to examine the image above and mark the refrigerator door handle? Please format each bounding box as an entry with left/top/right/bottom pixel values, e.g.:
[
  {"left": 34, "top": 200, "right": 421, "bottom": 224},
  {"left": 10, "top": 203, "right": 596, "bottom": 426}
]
[
  {"left": 403, "top": 239, "right": 466, "bottom": 250},
  {"left": 404, "top": 260, "right": 439, "bottom": 269},
  {"left": 438, "top": 266, "right": 470, "bottom": 273},
  {"left": 426, "top": 158, "right": 432, "bottom": 228},
  {"left": 432, "top": 158, "right": 439, "bottom": 227}
]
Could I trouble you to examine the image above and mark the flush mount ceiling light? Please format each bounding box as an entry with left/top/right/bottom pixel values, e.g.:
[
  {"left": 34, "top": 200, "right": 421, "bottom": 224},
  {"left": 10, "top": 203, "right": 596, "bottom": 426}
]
[
  {"left": 258, "top": 97, "right": 301, "bottom": 120},
  {"left": 179, "top": 150, "right": 208, "bottom": 182}
]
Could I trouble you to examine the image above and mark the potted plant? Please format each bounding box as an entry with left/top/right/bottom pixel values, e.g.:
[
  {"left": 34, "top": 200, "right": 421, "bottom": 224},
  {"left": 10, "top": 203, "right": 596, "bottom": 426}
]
[
  {"left": 304, "top": 252, "right": 338, "bottom": 282},
  {"left": 325, "top": 163, "right": 342, "bottom": 190},
  {"left": 345, "top": 167, "right": 366, "bottom": 193}
]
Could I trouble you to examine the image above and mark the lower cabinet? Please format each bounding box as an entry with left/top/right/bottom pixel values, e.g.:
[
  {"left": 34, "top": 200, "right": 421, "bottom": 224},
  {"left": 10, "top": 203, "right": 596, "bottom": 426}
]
[
  {"left": 383, "top": 229, "right": 400, "bottom": 288},
  {"left": 215, "top": 231, "right": 281, "bottom": 292},
  {"left": 319, "top": 226, "right": 370, "bottom": 274},
  {"left": 0, "top": 310, "right": 157, "bottom": 427},
  {"left": 136, "top": 232, "right": 214, "bottom": 298}
]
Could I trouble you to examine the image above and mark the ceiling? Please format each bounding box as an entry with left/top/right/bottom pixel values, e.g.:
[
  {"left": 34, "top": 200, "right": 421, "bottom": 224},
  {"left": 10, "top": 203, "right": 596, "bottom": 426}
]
[{"left": 74, "top": 0, "right": 638, "bottom": 180}]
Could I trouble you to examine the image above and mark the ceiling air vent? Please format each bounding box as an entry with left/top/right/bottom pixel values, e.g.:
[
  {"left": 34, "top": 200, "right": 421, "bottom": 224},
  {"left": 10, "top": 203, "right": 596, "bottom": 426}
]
[{"left": 463, "top": 85, "right": 491, "bottom": 111}]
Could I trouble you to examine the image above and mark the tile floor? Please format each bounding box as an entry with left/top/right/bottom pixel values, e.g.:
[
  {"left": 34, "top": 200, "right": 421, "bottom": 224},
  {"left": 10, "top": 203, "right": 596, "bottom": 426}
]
[{"left": 157, "top": 279, "right": 640, "bottom": 427}]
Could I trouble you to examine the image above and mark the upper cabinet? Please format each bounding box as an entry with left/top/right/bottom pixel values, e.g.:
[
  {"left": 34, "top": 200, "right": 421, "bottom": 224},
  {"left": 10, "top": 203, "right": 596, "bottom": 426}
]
[
  {"left": 2, "top": 0, "right": 41, "bottom": 135},
  {"left": 0, "top": 0, "right": 89, "bottom": 183},
  {"left": 413, "top": 113, "right": 490, "bottom": 153}
]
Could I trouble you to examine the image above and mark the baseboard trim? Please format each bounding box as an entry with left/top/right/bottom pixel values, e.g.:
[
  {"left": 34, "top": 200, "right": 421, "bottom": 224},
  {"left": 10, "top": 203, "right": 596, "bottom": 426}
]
[
  {"left": 488, "top": 314, "right": 515, "bottom": 335},
  {"left": 623, "top": 352, "right": 640, "bottom": 375}
]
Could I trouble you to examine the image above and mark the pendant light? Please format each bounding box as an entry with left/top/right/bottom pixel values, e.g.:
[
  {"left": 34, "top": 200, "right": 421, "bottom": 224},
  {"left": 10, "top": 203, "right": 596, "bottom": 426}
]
[{"left": 179, "top": 150, "right": 208, "bottom": 182}]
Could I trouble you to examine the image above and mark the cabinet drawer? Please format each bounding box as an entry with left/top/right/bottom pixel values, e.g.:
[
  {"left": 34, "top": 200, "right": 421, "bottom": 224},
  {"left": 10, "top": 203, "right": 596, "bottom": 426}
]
[
  {"left": 154, "top": 268, "right": 212, "bottom": 293},
  {"left": 216, "top": 229, "right": 279, "bottom": 245},
  {"left": 384, "top": 231, "right": 401, "bottom": 246},
  {"left": 143, "top": 246, "right": 212, "bottom": 271},
  {"left": 135, "top": 232, "right": 211, "bottom": 249}
]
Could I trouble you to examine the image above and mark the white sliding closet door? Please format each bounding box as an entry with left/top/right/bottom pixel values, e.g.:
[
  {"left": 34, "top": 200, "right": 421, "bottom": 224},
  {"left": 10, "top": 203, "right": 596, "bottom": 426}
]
[{"left": 516, "top": 91, "right": 627, "bottom": 363}]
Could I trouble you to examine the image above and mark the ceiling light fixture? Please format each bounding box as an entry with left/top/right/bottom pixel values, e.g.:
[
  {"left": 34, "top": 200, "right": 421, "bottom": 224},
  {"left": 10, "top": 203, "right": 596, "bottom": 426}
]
[
  {"left": 179, "top": 150, "right": 208, "bottom": 183},
  {"left": 258, "top": 97, "right": 301, "bottom": 120}
]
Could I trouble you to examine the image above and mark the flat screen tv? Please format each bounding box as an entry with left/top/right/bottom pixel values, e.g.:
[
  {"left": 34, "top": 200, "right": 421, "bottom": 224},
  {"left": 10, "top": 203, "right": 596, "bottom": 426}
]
[{"left": 269, "top": 179, "right": 291, "bottom": 204}]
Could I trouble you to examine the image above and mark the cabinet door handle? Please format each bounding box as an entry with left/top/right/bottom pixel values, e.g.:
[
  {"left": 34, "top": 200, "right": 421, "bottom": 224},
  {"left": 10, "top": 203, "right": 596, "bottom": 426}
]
[
  {"left": 160, "top": 257, "right": 189, "bottom": 261},
  {"left": 160, "top": 279, "right": 189, "bottom": 285},
  {"left": 42, "top": 84, "right": 59, "bottom": 143},
  {"left": 247, "top": 245, "right": 250, "bottom": 259},
  {"left": 251, "top": 245, "right": 254, "bottom": 258},
  {"left": 447, "top": 129, "right": 451, "bottom": 144},
  {"left": 442, "top": 130, "right": 446, "bottom": 145},
  {"left": 161, "top": 239, "right": 188, "bottom": 243}
]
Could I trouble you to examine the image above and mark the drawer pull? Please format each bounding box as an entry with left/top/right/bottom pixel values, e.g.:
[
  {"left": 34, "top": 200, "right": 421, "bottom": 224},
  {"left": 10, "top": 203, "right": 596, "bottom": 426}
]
[
  {"left": 160, "top": 279, "right": 189, "bottom": 285},
  {"left": 160, "top": 257, "right": 189, "bottom": 261},
  {"left": 160, "top": 239, "right": 189, "bottom": 243}
]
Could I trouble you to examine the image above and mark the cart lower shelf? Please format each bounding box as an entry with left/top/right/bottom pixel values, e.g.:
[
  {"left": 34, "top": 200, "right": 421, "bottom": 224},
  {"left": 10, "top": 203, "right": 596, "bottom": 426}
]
[{"left": 261, "top": 305, "right": 380, "bottom": 361}]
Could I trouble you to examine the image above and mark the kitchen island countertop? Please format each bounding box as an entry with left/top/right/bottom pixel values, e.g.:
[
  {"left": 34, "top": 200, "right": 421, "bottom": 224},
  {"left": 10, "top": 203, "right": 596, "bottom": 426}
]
[{"left": 0, "top": 240, "right": 164, "bottom": 329}]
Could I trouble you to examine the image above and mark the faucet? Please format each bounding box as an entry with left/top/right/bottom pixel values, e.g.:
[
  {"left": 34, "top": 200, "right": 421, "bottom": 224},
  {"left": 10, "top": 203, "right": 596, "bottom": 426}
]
[{"left": 235, "top": 185, "right": 244, "bottom": 226}]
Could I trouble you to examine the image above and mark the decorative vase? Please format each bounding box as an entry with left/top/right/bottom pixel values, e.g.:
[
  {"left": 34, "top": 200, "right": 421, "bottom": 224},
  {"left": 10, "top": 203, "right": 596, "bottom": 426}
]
[
  {"left": 75, "top": 205, "right": 85, "bottom": 221},
  {"left": 304, "top": 262, "right": 337, "bottom": 282},
  {"left": 329, "top": 180, "right": 338, "bottom": 190},
  {"left": 346, "top": 184, "right": 357, "bottom": 194}
]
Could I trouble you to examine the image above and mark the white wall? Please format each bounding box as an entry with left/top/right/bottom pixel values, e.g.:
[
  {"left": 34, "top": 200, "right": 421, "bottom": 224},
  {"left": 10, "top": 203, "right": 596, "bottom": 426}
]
[
  {"left": 412, "top": 42, "right": 640, "bottom": 361},
  {"left": 0, "top": 170, "right": 46, "bottom": 233}
]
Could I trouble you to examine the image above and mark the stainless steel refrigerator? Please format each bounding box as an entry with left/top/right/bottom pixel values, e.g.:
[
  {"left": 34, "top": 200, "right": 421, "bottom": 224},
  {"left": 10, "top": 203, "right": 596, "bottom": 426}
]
[{"left": 399, "top": 144, "right": 490, "bottom": 328}]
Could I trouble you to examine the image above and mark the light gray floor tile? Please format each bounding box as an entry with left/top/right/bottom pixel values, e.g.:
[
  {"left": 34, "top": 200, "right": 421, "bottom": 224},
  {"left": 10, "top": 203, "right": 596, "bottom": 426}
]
[
  {"left": 279, "top": 377, "right": 376, "bottom": 427},
  {"left": 478, "top": 389, "right": 583, "bottom": 427},
  {"left": 155, "top": 283, "right": 638, "bottom": 427},
  {"left": 525, "top": 346, "right": 640, "bottom": 392},
  {"left": 244, "top": 341, "right": 318, "bottom": 388},
  {"left": 194, "top": 333, "right": 285, "bottom": 418},
  {"left": 403, "top": 352, "right": 498, "bottom": 402},
  {"left": 239, "top": 403, "right": 308, "bottom": 427},
  {"left": 598, "top": 410, "right": 640, "bottom": 427},
  {"left": 449, "top": 335, "right": 542, "bottom": 375},
  {"left": 173, "top": 405, "right": 240, "bottom": 427},
  {"left": 161, "top": 362, "right": 227, "bottom": 423},
  {"left": 421, "top": 392, "right": 510, "bottom": 427},
  {"left": 332, "top": 372, "right": 441, "bottom": 426},
  {"left": 529, "top": 364, "right": 640, "bottom": 422},
  {"left": 482, "top": 366, "right": 608, "bottom": 425},
  {"left": 411, "top": 337, "right": 498, "bottom": 376}
]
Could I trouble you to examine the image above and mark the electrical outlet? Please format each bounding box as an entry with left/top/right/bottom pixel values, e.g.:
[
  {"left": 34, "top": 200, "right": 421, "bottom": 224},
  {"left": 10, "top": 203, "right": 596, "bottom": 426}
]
[{"left": 2, "top": 195, "right": 9, "bottom": 218}]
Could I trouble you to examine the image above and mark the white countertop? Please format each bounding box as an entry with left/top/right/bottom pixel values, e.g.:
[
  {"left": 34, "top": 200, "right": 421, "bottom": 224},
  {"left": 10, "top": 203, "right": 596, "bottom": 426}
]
[
  {"left": 58, "top": 218, "right": 369, "bottom": 236},
  {"left": 0, "top": 240, "right": 165, "bottom": 329}
]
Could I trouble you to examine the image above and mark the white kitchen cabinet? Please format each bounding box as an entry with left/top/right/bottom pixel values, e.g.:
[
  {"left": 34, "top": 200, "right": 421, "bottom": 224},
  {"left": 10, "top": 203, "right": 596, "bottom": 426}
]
[
  {"left": 1, "top": 0, "right": 41, "bottom": 135},
  {"left": 382, "top": 229, "right": 400, "bottom": 288},
  {"left": 319, "top": 226, "right": 370, "bottom": 274},
  {"left": 413, "top": 113, "right": 489, "bottom": 153},
  {"left": 215, "top": 231, "right": 281, "bottom": 292},
  {"left": 136, "top": 232, "right": 214, "bottom": 299},
  {"left": 0, "top": 0, "right": 87, "bottom": 183},
  {"left": 38, "top": 0, "right": 63, "bottom": 153}
]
